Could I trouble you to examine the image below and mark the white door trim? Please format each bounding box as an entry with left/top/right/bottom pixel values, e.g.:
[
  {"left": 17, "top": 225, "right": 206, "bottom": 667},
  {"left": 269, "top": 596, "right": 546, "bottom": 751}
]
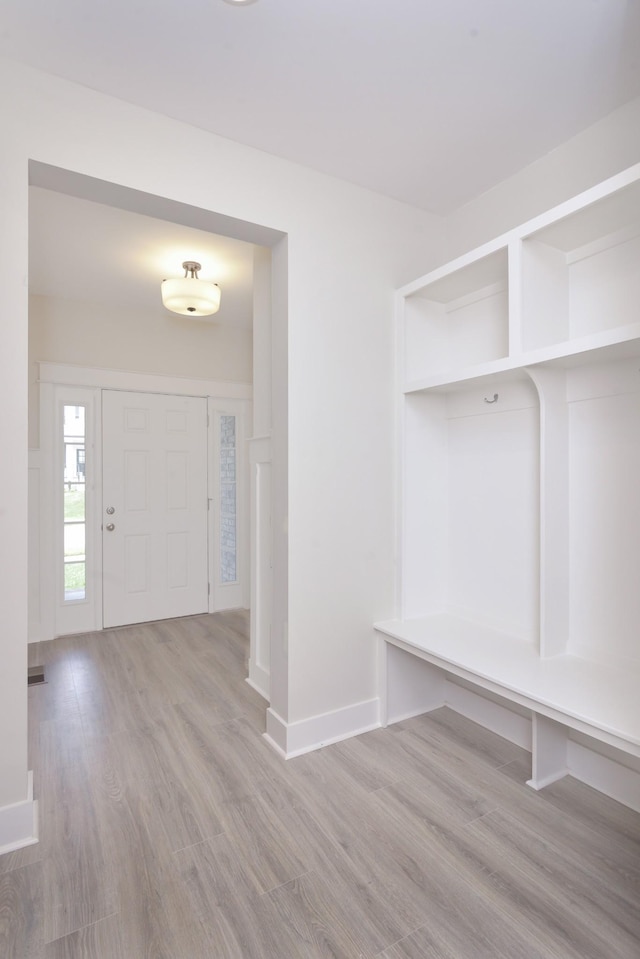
[
  {"left": 39, "top": 382, "right": 102, "bottom": 639},
  {"left": 247, "top": 433, "right": 272, "bottom": 700},
  {"left": 38, "top": 361, "right": 252, "bottom": 400}
]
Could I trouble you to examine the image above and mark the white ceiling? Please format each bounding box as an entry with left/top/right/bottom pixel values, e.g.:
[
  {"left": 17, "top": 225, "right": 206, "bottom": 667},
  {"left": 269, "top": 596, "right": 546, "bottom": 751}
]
[
  {"left": 28, "top": 187, "right": 256, "bottom": 328},
  {"left": 10, "top": 1, "right": 640, "bottom": 316},
  {"left": 3, "top": 0, "right": 640, "bottom": 214}
]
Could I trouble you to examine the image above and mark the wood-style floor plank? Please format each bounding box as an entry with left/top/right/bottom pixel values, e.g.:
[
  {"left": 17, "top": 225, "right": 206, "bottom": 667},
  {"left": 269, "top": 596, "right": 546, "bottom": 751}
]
[
  {"left": 42, "top": 914, "right": 123, "bottom": 959},
  {"left": 471, "top": 808, "right": 640, "bottom": 942},
  {"left": 2, "top": 609, "right": 639, "bottom": 958},
  {"left": 266, "top": 870, "right": 379, "bottom": 958},
  {"left": 0, "top": 862, "right": 44, "bottom": 959}
]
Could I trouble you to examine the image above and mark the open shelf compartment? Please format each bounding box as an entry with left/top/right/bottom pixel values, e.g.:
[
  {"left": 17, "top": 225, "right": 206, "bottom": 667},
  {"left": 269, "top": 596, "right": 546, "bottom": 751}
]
[
  {"left": 402, "top": 371, "right": 540, "bottom": 649},
  {"left": 402, "top": 247, "right": 509, "bottom": 386},
  {"left": 521, "top": 176, "right": 640, "bottom": 352}
]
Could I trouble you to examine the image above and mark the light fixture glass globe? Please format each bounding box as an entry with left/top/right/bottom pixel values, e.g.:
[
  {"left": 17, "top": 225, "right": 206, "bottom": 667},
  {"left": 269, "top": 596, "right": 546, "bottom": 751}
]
[{"left": 161, "top": 274, "right": 221, "bottom": 317}]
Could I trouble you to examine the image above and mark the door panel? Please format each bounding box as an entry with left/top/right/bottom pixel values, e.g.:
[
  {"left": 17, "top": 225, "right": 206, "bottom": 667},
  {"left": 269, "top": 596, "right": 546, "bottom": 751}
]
[{"left": 102, "top": 390, "right": 208, "bottom": 627}]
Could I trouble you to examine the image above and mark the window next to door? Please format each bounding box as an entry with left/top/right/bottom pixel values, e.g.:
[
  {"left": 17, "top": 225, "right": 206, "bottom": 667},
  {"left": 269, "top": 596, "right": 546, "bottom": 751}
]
[
  {"left": 63, "top": 404, "right": 86, "bottom": 602},
  {"left": 220, "top": 414, "right": 237, "bottom": 584},
  {"left": 40, "top": 381, "right": 101, "bottom": 639}
]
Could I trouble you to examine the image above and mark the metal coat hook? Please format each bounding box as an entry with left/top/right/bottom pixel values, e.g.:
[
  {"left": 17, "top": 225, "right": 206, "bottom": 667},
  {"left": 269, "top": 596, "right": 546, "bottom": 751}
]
[{"left": 484, "top": 393, "right": 499, "bottom": 404}]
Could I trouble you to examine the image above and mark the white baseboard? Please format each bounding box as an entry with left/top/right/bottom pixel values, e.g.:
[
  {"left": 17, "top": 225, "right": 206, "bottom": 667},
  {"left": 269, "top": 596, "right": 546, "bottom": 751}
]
[
  {"left": 443, "top": 684, "right": 640, "bottom": 810},
  {"left": 246, "top": 662, "right": 270, "bottom": 702},
  {"left": 568, "top": 741, "right": 640, "bottom": 813},
  {"left": 264, "top": 698, "right": 380, "bottom": 759},
  {"left": 265, "top": 685, "right": 640, "bottom": 812},
  {"left": 264, "top": 708, "right": 288, "bottom": 755},
  {"left": 389, "top": 679, "right": 640, "bottom": 811},
  {"left": 0, "top": 771, "right": 39, "bottom": 855},
  {"left": 385, "top": 705, "right": 439, "bottom": 726},
  {"left": 445, "top": 679, "right": 532, "bottom": 751}
]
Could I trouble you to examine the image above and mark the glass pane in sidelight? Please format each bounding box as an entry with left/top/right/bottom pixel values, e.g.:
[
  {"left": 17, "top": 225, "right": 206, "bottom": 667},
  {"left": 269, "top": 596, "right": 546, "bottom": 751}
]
[
  {"left": 220, "top": 415, "right": 237, "bottom": 584},
  {"left": 64, "top": 485, "right": 85, "bottom": 522},
  {"left": 64, "top": 562, "right": 86, "bottom": 601},
  {"left": 63, "top": 405, "right": 87, "bottom": 603}
]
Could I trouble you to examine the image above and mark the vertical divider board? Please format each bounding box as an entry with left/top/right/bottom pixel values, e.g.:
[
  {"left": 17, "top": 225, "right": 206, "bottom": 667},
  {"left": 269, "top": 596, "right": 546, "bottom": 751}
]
[
  {"left": 507, "top": 239, "right": 524, "bottom": 356},
  {"left": 528, "top": 714, "right": 569, "bottom": 790},
  {"left": 565, "top": 356, "right": 640, "bottom": 668},
  {"left": 525, "top": 367, "right": 570, "bottom": 658}
]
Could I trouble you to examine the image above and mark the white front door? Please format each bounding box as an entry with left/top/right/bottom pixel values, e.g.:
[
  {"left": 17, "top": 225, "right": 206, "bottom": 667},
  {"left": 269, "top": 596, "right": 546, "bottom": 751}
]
[{"left": 102, "top": 390, "right": 208, "bottom": 628}]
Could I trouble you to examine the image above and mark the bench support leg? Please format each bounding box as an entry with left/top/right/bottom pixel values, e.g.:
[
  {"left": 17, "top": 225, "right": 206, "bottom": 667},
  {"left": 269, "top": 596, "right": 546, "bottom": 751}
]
[
  {"left": 382, "top": 642, "right": 445, "bottom": 726},
  {"left": 527, "top": 713, "right": 568, "bottom": 790}
]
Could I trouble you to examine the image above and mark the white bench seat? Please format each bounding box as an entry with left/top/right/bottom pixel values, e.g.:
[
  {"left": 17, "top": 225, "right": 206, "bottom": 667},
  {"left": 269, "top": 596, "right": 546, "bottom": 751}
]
[{"left": 375, "top": 615, "right": 640, "bottom": 799}]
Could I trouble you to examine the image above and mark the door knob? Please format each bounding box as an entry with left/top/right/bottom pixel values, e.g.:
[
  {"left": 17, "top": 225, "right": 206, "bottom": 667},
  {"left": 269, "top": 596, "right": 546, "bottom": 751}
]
[{"left": 106, "top": 523, "right": 115, "bottom": 531}]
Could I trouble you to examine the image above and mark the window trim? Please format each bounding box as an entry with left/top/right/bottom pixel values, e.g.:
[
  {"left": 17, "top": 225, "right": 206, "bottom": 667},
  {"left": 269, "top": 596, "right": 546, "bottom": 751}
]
[{"left": 40, "top": 384, "right": 102, "bottom": 637}]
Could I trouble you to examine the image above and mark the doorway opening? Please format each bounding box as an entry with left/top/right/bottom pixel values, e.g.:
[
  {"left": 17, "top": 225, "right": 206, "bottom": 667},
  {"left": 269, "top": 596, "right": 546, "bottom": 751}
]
[{"left": 28, "top": 161, "right": 286, "bottom": 704}]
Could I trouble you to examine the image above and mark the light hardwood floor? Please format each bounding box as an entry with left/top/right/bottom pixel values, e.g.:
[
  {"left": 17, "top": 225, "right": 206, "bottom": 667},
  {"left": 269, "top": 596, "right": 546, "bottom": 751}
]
[{"left": 1, "top": 611, "right": 639, "bottom": 957}]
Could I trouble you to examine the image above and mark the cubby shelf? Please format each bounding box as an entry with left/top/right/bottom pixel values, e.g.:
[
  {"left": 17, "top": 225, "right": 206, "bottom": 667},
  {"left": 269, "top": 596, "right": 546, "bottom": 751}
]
[
  {"left": 403, "top": 322, "right": 640, "bottom": 394},
  {"left": 401, "top": 245, "right": 510, "bottom": 385},
  {"left": 379, "top": 163, "right": 640, "bottom": 808}
]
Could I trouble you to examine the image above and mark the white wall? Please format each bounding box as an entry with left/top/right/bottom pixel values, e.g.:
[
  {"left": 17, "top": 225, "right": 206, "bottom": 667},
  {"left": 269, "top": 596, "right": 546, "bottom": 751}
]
[
  {"left": 443, "top": 95, "right": 640, "bottom": 258},
  {"left": 0, "top": 56, "right": 439, "bottom": 821},
  {"left": 28, "top": 293, "right": 253, "bottom": 447}
]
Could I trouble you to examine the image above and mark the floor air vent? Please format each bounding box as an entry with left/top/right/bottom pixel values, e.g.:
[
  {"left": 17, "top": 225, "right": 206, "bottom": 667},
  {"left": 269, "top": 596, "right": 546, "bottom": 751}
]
[{"left": 28, "top": 666, "right": 46, "bottom": 686}]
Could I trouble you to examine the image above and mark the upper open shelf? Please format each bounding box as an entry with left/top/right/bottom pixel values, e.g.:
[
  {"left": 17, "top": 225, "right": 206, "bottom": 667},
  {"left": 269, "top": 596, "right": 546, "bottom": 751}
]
[
  {"left": 404, "top": 323, "right": 640, "bottom": 394},
  {"left": 521, "top": 176, "right": 640, "bottom": 352},
  {"left": 400, "top": 164, "right": 640, "bottom": 392},
  {"left": 402, "top": 247, "right": 509, "bottom": 386}
]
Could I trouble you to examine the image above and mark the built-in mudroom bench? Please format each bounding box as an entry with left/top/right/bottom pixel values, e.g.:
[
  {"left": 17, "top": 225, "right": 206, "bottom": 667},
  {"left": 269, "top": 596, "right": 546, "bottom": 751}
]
[{"left": 375, "top": 162, "right": 640, "bottom": 812}]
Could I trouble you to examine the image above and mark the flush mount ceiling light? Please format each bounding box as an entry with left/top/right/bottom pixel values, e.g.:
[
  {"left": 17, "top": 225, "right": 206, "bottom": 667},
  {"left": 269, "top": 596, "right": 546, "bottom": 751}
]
[
  {"left": 222, "top": 0, "right": 259, "bottom": 5},
  {"left": 161, "top": 261, "right": 221, "bottom": 316}
]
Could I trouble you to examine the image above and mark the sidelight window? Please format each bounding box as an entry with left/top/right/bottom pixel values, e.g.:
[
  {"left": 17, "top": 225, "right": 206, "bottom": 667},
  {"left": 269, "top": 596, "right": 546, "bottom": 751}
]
[
  {"left": 220, "top": 414, "right": 237, "bottom": 584},
  {"left": 63, "top": 404, "right": 86, "bottom": 601}
]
